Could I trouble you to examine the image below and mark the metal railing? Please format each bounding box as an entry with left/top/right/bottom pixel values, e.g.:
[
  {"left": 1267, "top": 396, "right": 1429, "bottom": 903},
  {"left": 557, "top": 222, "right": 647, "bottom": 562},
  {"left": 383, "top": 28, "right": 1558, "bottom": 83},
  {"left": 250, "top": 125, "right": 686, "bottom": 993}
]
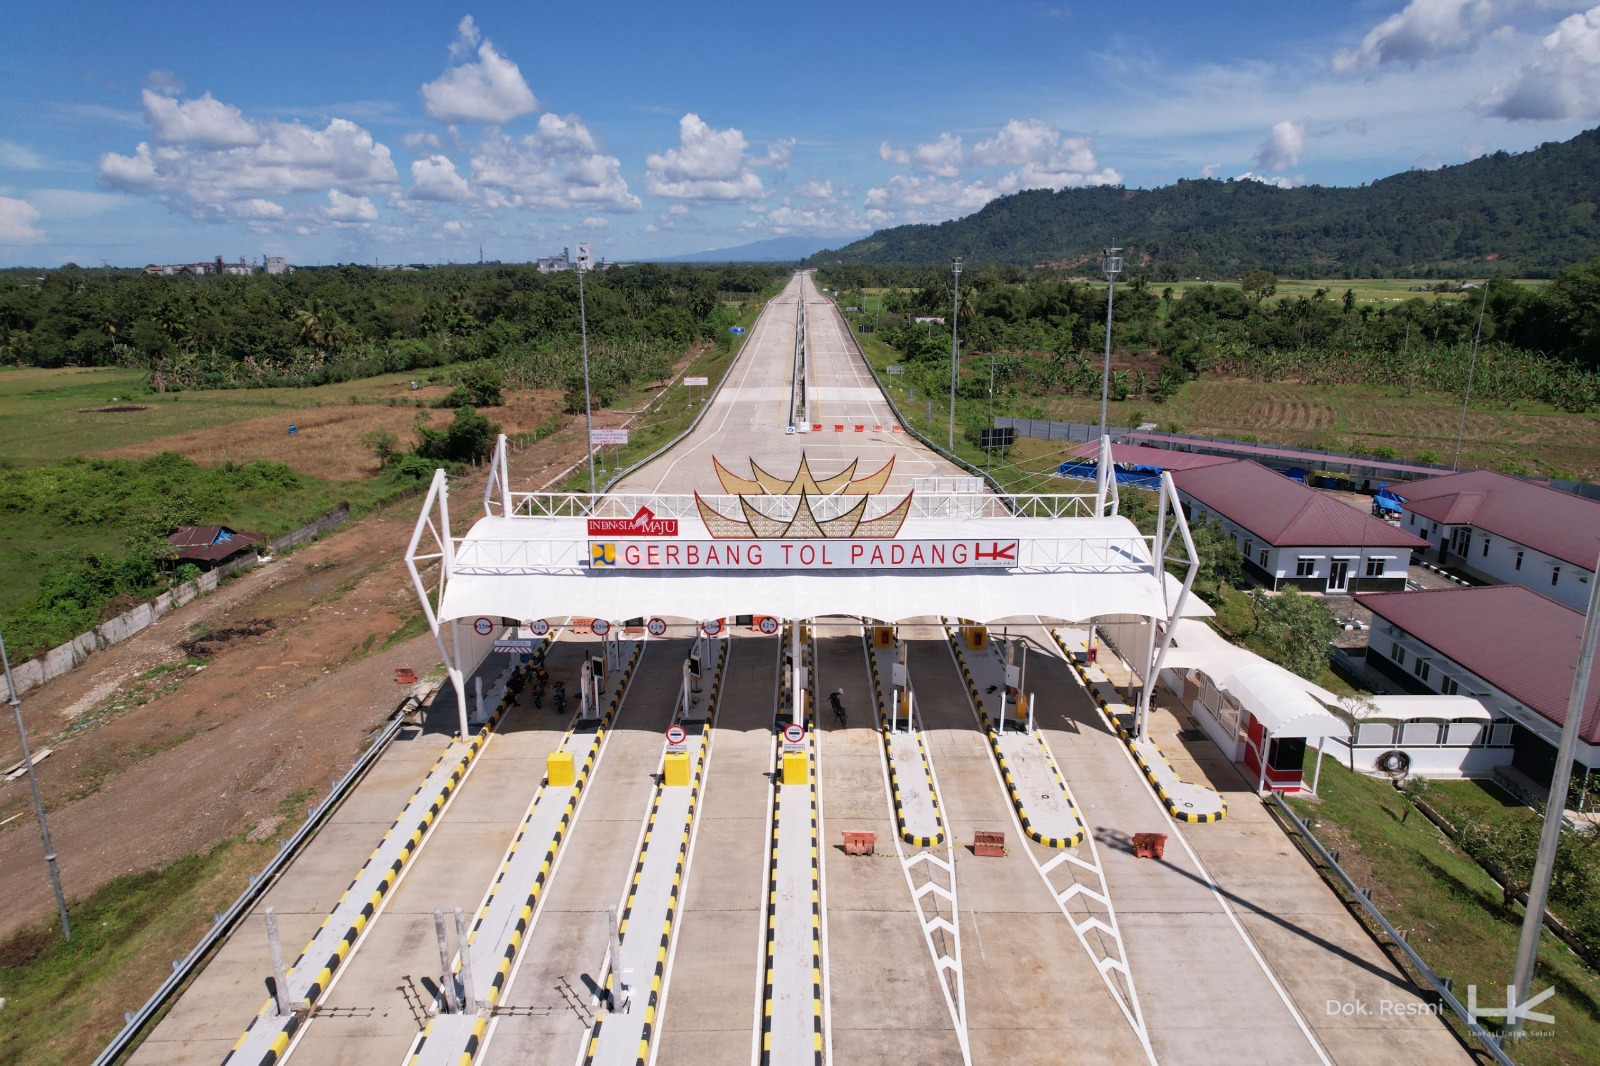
[
  {"left": 92, "top": 706, "right": 412, "bottom": 1066},
  {"left": 1270, "top": 793, "right": 1516, "bottom": 1066}
]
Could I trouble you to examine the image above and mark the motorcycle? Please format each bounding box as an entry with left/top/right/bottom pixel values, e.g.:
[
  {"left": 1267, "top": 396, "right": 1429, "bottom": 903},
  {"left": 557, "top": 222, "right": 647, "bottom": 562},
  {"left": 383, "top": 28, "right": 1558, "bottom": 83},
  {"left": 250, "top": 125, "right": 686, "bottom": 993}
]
[{"left": 553, "top": 681, "right": 567, "bottom": 715}]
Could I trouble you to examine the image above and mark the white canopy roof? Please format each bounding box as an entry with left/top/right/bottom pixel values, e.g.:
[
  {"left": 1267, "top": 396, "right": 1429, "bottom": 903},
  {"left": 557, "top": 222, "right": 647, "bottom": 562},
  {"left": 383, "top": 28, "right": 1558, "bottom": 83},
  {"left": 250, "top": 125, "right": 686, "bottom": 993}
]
[
  {"left": 1364, "top": 694, "right": 1496, "bottom": 721},
  {"left": 1163, "top": 618, "right": 1349, "bottom": 741},
  {"left": 435, "top": 511, "right": 1210, "bottom": 627}
]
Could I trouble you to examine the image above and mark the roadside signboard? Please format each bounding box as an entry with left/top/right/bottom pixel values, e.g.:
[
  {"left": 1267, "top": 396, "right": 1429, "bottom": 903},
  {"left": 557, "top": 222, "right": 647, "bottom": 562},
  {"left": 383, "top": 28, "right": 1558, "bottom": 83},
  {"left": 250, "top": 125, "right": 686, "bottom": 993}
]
[
  {"left": 590, "top": 428, "right": 629, "bottom": 446},
  {"left": 758, "top": 616, "right": 780, "bottom": 635},
  {"left": 591, "top": 618, "right": 610, "bottom": 637},
  {"left": 493, "top": 638, "right": 534, "bottom": 653},
  {"left": 529, "top": 619, "right": 550, "bottom": 637},
  {"left": 647, "top": 617, "right": 668, "bottom": 637},
  {"left": 684, "top": 376, "right": 709, "bottom": 386},
  {"left": 473, "top": 617, "right": 494, "bottom": 636}
]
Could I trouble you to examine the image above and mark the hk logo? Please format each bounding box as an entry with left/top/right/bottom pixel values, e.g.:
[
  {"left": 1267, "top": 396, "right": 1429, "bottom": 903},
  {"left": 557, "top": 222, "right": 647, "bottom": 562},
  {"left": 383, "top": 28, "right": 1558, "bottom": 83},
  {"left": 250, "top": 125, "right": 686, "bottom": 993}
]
[{"left": 1469, "top": 985, "right": 1555, "bottom": 1028}]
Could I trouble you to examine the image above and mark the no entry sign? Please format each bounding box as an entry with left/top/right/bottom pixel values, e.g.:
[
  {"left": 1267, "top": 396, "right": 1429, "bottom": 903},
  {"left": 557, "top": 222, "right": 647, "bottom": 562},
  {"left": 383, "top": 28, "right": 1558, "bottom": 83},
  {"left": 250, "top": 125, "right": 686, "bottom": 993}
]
[
  {"left": 591, "top": 618, "right": 610, "bottom": 637},
  {"left": 782, "top": 723, "right": 806, "bottom": 745},
  {"left": 647, "top": 617, "right": 668, "bottom": 637},
  {"left": 665, "top": 724, "right": 687, "bottom": 745}
]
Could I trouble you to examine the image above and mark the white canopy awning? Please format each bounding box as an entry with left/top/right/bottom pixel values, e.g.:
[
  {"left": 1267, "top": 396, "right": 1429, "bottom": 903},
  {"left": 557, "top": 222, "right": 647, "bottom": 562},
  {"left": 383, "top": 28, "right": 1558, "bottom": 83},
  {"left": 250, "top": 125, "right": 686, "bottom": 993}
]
[
  {"left": 1365, "top": 694, "right": 1497, "bottom": 721},
  {"left": 1218, "top": 661, "right": 1349, "bottom": 741}
]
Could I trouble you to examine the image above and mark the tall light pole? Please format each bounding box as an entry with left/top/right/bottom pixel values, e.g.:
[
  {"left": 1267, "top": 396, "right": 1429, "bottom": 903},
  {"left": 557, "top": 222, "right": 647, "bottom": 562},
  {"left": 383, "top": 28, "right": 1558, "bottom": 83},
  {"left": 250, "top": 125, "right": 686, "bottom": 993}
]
[
  {"left": 576, "top": 244, "right": 595, "bottom": 494},
  {"left": 1098, "top": 246, "right": 1123, "bottom": 441},
  {"left": 1508, "top": 541, "right": 1600, "bottom": 1038},
  {"left": 949, "top": 257, "right": 962, "bottom": 451},
  {"left": 1452, "top": 279, "right": 1490, "bottom": 472},
  {"left": 1, "top": 619, "right": 71, "bottom": 940}
]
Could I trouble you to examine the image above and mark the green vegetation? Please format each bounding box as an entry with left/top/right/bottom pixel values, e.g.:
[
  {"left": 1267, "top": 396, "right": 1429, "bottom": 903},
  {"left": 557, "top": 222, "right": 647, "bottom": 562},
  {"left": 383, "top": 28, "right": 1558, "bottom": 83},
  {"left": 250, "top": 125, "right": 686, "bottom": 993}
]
[
  {"left": 810, "top": 127, "right": 1600, "bottom": 277},
  {"left": 1287, "top": 762, "right": 1600, "bottom": 1064},
  {"left": 0, "top": 834, "right": 280, "bottom": 1066}
]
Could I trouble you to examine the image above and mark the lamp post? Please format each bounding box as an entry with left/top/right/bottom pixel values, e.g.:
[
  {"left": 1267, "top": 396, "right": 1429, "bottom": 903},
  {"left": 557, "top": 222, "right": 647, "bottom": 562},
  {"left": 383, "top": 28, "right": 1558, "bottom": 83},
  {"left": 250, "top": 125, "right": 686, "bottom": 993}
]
[
  {"left": 1452, "top": 279, "right": 1490, "bottom": 472},
  {"left": 1, "top": 619, "right": 71, "bottom": 940},
  {"left": 576, "top": 245, "right": 595, "bottom": 495},
  {"left": 1098, "top": 246, "right": 1123, "bottom": 441},
  {"left": 949, "top": 257, "right": 961, "bottom": 451}
]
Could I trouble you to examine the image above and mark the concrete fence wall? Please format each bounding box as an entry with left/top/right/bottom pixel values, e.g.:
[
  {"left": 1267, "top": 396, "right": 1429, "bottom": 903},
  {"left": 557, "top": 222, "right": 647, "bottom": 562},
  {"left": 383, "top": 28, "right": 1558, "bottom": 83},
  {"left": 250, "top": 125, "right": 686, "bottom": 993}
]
[{"left": 1, "top": 503, "right": 352, "bottom": 702}]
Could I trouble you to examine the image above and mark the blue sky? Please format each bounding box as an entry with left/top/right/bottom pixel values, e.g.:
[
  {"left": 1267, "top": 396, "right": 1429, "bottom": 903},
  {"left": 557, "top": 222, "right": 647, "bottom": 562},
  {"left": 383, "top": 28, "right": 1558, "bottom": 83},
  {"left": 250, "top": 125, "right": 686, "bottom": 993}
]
[{"left": 2, "top": 1, "right": 1597, "bottom": 267}]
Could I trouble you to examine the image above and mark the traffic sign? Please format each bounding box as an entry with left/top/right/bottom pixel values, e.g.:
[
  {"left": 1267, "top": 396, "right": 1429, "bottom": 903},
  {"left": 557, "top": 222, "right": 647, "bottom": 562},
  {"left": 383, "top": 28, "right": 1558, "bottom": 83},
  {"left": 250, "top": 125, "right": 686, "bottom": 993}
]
[
  {"left": 591, "top": 618, "right": 611, "bottom": 637},
  {"left": 590, "top": 428, "right": 629, "bottom": 446},
  {"left": 529, "top": 618, "right": 550, "bottom": 637},
  {"left": 702, "top": 618, "right": 724, "bottom": 638},
  {"left": 473, "top": 617, "right": 494, "bottom": 636},
  {"left": 758, "top": 616, "right": 780, "bottom": 635},
  {"left": 684, "top": 376, "right": 709, "bottom": 386},
  {"left": 666, "top": 724, "right": 687, "bottom": 745},
  {"left": 647, "top": 617, "right": 668, "bottom": 637},
  {"left": 782, "top": 723, "right": 806, "bottom": 745}
]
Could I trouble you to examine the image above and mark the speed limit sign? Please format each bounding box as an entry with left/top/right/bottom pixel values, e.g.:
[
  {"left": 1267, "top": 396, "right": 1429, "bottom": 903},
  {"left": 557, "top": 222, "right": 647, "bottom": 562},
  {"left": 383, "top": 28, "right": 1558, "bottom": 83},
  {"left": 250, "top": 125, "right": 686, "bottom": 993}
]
[
  {"left": 473, "top": 617, "right": 494, "bottom": 636},
  {"left": 529, "top": 619, "right": 550, "bottom": 637},
  {"left": 591, "top": 618, "right": 610, "bottom": 637},
  {"left": 782, "top": 723, "right": 806, "bottom": 745},
  {"left": 702, "top": 618, "right": 724, "bottom": 638},
  {"left": 758, "top": 616, "right": 779, "bottom": 635},
  {"left": 647, "top": 617, "right": 668, "bottom": 637}
]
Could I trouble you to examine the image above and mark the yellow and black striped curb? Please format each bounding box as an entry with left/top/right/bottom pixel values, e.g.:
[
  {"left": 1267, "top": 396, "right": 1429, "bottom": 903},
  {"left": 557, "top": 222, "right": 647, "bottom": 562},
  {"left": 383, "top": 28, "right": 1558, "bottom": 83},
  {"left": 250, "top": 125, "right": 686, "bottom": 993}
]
[
  {"left": 583, "top": 639, "right": 725, "bottom": 1066},
  {"left": 865, "top": 637, "right": 946, "bottom": 849},
  {"left": 943, "top": 623, "right": 1085, "bottom": 849},
  {"left": 407, "top": 644, "right": 645, "bottom": 1063},
  {"left": 1047, "top": 629, "right": 1227, "bottom": 825},
  {"left": 228, "top": 644, "right": 546, "bottom": 1066}
]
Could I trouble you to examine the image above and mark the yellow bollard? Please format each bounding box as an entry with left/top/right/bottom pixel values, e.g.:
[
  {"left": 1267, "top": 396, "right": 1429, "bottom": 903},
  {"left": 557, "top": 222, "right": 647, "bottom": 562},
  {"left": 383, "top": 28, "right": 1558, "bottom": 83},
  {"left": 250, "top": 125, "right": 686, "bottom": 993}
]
[
  {"left": 663, "top": 751, "right": 691, "bottom": 787},
  {"left": 873, "top": 626, "right": 894, "bottom": 649},
  {"left": 547, "top": 751, "right": 575, "bottom": 787},
  {"left": 964, "top": 625, "right": 988, "bottom": 650},
  {"left": 782, "top": 750, "right": 809, "bottom": 786}
]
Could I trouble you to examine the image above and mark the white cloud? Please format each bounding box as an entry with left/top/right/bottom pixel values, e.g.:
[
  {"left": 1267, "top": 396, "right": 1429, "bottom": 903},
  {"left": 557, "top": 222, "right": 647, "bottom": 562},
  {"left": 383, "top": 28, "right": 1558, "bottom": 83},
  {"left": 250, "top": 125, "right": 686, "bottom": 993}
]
[
  {"left": 766, "top": 136, "right": 796, "bottom": 172},
  {"left": 1233, "top": 171, "right": 1304, "bottom": 188},
  {"left": 324, "top": 189, "right": 378, "bottom": 223},
  {"left": 582, "top": 216, "right": 608, "bottom": 228},
  {"left": 668, "top": 202, "right": 691, "bottom": 216},
  {"left": 143, "top": 90, "right": 260, "bottom": 148},
  {"left": 99, "top": 96, "right": 397, "bottom": 226},
  {"left": 757, "top": 197, "right": 866, "bottom": 236},
  {"left": 1479, "top": 6, "right": 1600, "bottom": 119},
  {"left": 408, "top": 154, "right": 474, "bottom": 202},
  {"left": 913, "top": 132, "right": 964, "bottom": 177},
  {"left": 1334, "top": 0, "right": 1504, "bottom": 72},
  {"left": 0, "top": 140, "right": 46, "bottom": 170},
  {"left": 879, "top": 141, "right": 911, "bottom": 165},
  {"left": 796, "top": 178, "right": 833, "bottom": 199},
  {"left": 863, "top": 174, "right": 1001, "bottom": 224},
  {"left": 1254, "top": 119, "right": 1306, "bottom": 170},
  {"left": 645, "top": 114, "right": 764, "bottom": 202},
  {"left": 421, "top": 19, "right": 538, "bottom": 125},
  {"left": 0, "top": 197, "right": 44, "bottom": 243},
  {"left": 1200, "top": 162, "right": 1222, "bottom": 177},
  {"left": 26, "top": 189, "right": 125, "bottom": 219},
  {"left": 144, "top": 69, "right": 185, "bottom": 95},
  {"left": 471, "top": 116, "right": 640, "bottom": 212},
  {"left": 404, "top": 131, "right": 443, "bottom": 151}
]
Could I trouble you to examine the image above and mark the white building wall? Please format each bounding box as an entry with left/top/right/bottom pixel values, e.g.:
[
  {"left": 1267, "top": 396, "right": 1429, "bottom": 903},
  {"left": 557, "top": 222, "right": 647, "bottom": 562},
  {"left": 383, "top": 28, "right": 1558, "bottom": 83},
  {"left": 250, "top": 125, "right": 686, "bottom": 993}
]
[
  {"left": 1400, "top": 510, "right": 1593, "bottom": 610},
  {"left": 1183, "top": 497, "right": 1409, "bottom": 590}
]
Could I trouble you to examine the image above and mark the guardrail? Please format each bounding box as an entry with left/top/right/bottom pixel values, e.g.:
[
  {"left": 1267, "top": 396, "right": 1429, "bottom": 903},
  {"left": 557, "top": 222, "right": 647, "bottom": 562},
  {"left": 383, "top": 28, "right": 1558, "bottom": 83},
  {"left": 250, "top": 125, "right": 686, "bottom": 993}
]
[
  {"left": 91, "top": 704, "right": 413, "bottom": 1066},
  {"left": 1269, "top": 792, "right": 1515, "bottom": 1066}
]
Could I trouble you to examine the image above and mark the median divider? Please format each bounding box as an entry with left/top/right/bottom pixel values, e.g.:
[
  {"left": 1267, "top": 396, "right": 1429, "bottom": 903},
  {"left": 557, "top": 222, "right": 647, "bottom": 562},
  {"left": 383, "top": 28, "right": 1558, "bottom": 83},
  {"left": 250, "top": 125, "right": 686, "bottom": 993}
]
[{"left": 865, "top": 634, "right": 945, "bottom": 848}]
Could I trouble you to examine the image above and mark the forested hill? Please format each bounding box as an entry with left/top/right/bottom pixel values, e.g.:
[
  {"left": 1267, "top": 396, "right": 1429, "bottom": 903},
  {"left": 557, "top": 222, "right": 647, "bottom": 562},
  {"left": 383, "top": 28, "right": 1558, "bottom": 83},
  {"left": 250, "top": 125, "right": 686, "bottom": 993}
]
[{"left": 809, "top": 127, "right": 1600, "bottom": 278}]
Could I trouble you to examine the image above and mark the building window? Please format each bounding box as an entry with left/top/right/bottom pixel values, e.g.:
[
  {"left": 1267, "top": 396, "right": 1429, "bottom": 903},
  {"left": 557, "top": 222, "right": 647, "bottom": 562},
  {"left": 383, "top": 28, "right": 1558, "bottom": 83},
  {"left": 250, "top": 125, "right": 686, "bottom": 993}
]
[
  {"left": 1413, "top": 659, "right": 1431, "bottom": 682},
  {"left": 1243, "top": 539, "right": 1253, "bottom": 558},
  {"left": 1394, "top": 646, "right": 1407, "bottom": 667},
  {"left": 1441, "top": 677, "right": 1459, "bottom": 695},
  {"left": 1431, "top": 522, "right": 1439, "bottom": 534},
  {"left": 1482, "top": 535, "right": 1490, "bottom": 557},
  {"left": 1297, "top": 558, "right": 1315, "bottom": 577},
  {"left": 1515, "top": 550, "right": 1524, "bottom": 571},
  {"left": 1553, "top": 566, "right": 1561, "bottom": 587},
  {"left": 1365, "top": 558, "right": 1384, "bottom": 577},
  {"left": 1259, "top": 549, "right": 1269, "bottom": 568}
]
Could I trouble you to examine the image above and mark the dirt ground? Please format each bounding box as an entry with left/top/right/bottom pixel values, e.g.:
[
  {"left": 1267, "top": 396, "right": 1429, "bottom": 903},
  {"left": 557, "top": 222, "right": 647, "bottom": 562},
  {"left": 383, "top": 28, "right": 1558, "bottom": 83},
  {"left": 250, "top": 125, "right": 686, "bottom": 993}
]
[{"left": 0, "top": 387, "right": 631, "bottom": 941}]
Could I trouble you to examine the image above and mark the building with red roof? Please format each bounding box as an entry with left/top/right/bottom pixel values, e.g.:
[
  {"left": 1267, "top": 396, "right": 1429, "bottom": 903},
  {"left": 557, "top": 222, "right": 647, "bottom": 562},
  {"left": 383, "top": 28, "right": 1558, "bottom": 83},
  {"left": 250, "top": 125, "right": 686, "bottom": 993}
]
[
  {"left": 1359, "top": 585, "right": 1600, "bottom": 784},
  {"left": 1394, "top": 469, "right": 1598, "bottom": 610},
  {"left": 167, "top": 525, "right": 266, "bottom": 570},
  {"left": 1170, "top": 459, "right": 1426, "bottom": 593}
]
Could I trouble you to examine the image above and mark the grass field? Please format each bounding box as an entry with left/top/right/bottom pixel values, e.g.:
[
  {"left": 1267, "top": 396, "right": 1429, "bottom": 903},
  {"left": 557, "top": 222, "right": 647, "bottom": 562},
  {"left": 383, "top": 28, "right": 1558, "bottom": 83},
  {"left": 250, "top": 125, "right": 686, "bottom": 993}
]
[{"left": 1287, "top": 759, "right": 1600, "bottom": 1065}]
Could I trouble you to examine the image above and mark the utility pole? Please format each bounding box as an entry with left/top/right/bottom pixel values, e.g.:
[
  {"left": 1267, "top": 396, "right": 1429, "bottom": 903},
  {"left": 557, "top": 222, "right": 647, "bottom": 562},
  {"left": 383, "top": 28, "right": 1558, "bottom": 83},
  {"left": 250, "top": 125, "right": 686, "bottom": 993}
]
[
  {"left": 1452, "top": 279, "right": 1491, "bottom": 471},
  {"left": 1507, "top": 543, "right": 1600, "bottom": 1037},
  {"left": 1, "top": 619, "right": 71, "bottom": 940},
  {"left": 949, "top": 257, "right": 961, "bottom": 451},
  {"left": 577, "top": 246, "right": 595, "bottom": 494},
  {"left": 1099, "top": 246, "right": 1123, "bottom": 441}
]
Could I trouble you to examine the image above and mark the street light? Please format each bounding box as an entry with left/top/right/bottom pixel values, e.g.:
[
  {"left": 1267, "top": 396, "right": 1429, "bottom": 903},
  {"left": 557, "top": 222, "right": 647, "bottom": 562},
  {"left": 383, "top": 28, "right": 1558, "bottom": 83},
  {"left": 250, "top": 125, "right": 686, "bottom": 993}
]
[
  {"left": 1098, "top": 246, "right": 1123, "bottom": 441},
  {"left": 948, "top": 257, "right": 962, "bottom": 451},
  {"left": 576, "top": 244, "right": 595, "bottom": 495},
  {"left": 1, "top": 619, "right": 71, "bottom": 940},
  {"left": 1452, "top": 279, "right": 1490, "bottom": 471}
]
